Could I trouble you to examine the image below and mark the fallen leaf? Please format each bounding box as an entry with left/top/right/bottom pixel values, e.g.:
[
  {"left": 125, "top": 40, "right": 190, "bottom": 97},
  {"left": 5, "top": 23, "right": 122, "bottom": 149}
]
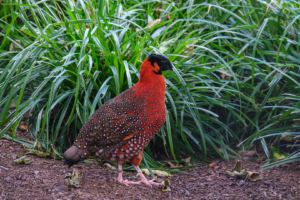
[
  {"left": 141, "top": 169, "right": 172, "bottom": 177},
  {"left": 219, "top": 69, "right": 231, "bottom": 80},
  {"left": 14, "top": 156, "right": 32, "bottom": 164},
  {"left": 232, "top": 160, "right": 242, "bottom": 172},
  {"left": 209, "top": 163, "right": 216, "bottom": 168},
  {"left": 224, "top": 160, "right": 263, "bottom": 182},
  {"left": 103, "top": 163, "right": 116, "bottom": 170},
  {"left": 146, "top": 19, "right": 161, "bottom": 29},
  {"left": 270, "top": 147, "right": 287, "bottom": 161},
  {"left": 64, "top": 169, "right": 82, "bottom": 188},
  {"left": 181, "top": 157, "right": 192, "bottom": 166},
  {"left": 182, "top": 40, "right": 197, "bottom": 56},
  {"left": 225, "top": 169, "right": 248, "bottom": 179},
  {"left": 247, "top": 171, "right": 263, "bottom": 181},
  {"left": 167, "top": 161, "right": 176, "bottom": 168},
  {"left": 20, "top": 124, "right": 28, "bottom": 131},
  {"left": 152, "top": 176, "right": 163, "bottom": 184},
  {"left": 167, "top": 161, "right": 181, "bottom": 168},
  {"left": 162, "top": 179, "right": 171, "bottom": 192},
  {"left": 22, "top": 140, "right": 62, "bottom": 159}
]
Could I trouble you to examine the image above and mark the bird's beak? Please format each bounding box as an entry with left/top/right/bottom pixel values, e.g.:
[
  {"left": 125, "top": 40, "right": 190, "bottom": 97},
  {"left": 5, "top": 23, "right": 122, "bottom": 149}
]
[{"left": 161, "top": 63, "right": 173, "bottom": 72}]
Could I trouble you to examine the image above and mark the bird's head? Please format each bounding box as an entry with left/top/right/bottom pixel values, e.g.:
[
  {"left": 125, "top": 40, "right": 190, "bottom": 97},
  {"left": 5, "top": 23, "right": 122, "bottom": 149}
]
[
  {"left": 146, "top": 54, "right": 173, "bottom": 75},
  {"left": 140, "top": 54, "right": 173, "bottom": 80}
]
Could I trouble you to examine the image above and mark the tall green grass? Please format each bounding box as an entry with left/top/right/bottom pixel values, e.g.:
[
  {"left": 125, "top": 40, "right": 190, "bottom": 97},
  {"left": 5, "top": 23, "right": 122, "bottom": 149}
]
[{"left": 0, "top": 0, "right": 299, "bottom": 168}]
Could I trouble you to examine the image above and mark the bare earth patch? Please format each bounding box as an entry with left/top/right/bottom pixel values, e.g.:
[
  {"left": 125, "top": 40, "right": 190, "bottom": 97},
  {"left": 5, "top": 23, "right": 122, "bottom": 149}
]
[{"left": 0, "top": 138, "right": 299, "bottom": 200}]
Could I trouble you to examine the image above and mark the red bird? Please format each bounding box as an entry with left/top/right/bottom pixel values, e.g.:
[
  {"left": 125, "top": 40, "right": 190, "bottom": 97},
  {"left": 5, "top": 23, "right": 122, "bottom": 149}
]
[{"left": 63, "top": 54, "right": 173, "bottom": 186}]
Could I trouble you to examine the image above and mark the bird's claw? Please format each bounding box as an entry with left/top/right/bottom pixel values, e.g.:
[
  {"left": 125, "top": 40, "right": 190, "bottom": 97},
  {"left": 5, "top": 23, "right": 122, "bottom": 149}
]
[
  {"left": 117, "top": 173, "right": 163, "bottom": 187},
  {"left": 116, "top": 166, "right": 163, "bottom": 187},
  {"left": 120, "top": 179, "right": 162, "bottom": 187},
  {"left": 116, "top": 177, "right": 129, "bottom": 186}
]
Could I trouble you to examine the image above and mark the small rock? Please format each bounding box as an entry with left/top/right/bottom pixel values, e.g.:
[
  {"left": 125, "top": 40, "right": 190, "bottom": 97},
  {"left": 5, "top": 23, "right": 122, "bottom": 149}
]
[
  {"left": 185, "top": 190, "right": 190, "bottom": 196},
  {"left": 238, "top": 180, "right": 245, "bottom": 186},
  {"left": 205, "top": 176, "right": 213, "bottom": 181},
  {"left": 53, "top": 186, "right": 69, "bottom": 192}
]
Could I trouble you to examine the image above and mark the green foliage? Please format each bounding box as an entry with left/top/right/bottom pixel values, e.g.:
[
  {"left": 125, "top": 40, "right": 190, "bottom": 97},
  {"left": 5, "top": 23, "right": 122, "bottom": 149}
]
[{"left": 0, "top": 0, "right": 300, "bottom": 168}]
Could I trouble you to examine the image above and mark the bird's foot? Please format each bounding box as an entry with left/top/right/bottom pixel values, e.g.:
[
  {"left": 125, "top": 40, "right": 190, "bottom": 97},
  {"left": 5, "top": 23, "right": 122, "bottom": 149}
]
[
  {"left": 121, "top": 173, "right": 163, "bottom": 187},
  {"left": 116, "top": 178, "right": 130, "bottom": 186},
  {"left": 116, "top": 164, "right": 163, "bottom": 187},
  {"left": 116, "top": 171, "right": 130, "bottom": 186}
]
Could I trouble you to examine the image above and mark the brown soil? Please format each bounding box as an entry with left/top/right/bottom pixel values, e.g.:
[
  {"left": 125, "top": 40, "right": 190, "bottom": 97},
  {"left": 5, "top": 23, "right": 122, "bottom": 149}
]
[{"left": 0, "top": 138, "right": 300, "bottom": 200}]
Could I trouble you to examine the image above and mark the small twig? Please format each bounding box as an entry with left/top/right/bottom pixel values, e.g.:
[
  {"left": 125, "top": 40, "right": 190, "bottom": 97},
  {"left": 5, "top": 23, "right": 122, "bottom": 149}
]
[
  {"left": 244, "top": 173, "right": 249, "bottom": 181},
  {"left": 53, "top": 0, "right": 64, "bottom": 23},
  {"left": 291, "top": 137, "right": 300, "bottom": 150},
  {"left": 0, "top": 165, "right": 9, "bottom": 170}
]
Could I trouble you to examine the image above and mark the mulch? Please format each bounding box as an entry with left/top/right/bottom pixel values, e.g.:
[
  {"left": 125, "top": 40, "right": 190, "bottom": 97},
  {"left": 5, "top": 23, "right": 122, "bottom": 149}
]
[{"left": 0, "top": 137, "right": 300, "bottom": 200}]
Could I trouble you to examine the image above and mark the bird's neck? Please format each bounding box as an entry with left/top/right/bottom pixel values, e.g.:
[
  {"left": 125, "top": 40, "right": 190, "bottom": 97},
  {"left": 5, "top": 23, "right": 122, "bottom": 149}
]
[{"left": 137, "top": 73, "right": 166, "bottom": 92}]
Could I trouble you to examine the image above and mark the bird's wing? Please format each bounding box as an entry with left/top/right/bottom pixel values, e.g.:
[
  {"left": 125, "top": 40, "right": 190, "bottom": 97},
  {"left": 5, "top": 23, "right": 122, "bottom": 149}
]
[{"left": 75, "top": 87, "right": 146, "bottom": 155}]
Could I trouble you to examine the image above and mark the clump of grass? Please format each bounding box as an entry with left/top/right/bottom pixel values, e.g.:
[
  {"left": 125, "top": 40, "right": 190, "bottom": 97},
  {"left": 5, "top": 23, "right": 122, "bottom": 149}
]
[{"left": 0, "top": 0, "right": 299, "bottom": 168}]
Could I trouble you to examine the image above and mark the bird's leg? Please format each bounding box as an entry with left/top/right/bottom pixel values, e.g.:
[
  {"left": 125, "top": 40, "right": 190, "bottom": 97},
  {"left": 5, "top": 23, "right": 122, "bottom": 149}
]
[
  {"left": 121, "top": 165, "right": 163, "bottom": 187},
  {"left": 116, "top": 163, "right": 129, "bottom": 186},
  {"left": 134, "top": 165, "right": 164, "bottom": 187}
]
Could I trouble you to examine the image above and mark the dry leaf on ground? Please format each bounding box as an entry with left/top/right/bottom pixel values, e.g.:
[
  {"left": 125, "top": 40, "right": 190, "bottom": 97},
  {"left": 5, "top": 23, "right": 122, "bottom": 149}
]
[
  {"left": 162, "top": 179, "right": 171, "bottom": 192},
  {"left": 224, "top": 160, "right": 262, "bottom": 182},
  {"left": 22, "top": 140, "right": 62, "bottom": 159},
  {"left": 270, "top": 147, "right": 288, "bottom": 161},
  {"left": 141, "top": 169, "right": 172, "bottom": 177},
  {"left": 64, "top": 169, "right": 82, "bottom": 188},
  {"left": 181, "top": 157, "right": 192, "bottom": 166},
  {"left": 20, "top": 124, "right": 28, "bottom": 131},
  {"left": 167, "top": 161, "right": 182, "bottom": 168},
  {"left": 209, "top": 163, "right": 216, "bottom": 168},
  {"left": 103, "top": 163, "right": 116, "bottom": 170},
  {"left": 14, "top": 156, "right": 32, "bottom": 164}
]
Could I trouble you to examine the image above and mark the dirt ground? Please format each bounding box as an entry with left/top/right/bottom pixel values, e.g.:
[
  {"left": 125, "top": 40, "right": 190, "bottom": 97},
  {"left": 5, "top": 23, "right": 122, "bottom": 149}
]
[{"left": 0, "top": 138, "right": 300, "bottom": 200}]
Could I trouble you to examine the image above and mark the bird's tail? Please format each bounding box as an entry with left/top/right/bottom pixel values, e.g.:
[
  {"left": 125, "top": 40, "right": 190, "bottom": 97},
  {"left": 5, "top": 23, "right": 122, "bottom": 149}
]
[{"left": 63, "top": 146, "right": 81, "bottom": 168}]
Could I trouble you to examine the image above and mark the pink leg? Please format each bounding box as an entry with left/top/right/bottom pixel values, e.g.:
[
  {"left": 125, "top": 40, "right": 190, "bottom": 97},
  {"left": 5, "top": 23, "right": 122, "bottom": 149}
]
[
  {"left": 116, "top": 163, "right": 129, "bottom": 186},
  {"left": 122, "top": 165, "right": 163, "bottom": 187}
]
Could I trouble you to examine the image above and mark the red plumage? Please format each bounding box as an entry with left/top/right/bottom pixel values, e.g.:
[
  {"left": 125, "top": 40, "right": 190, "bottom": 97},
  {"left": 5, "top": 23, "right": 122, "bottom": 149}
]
[{"left": 64, "top": 54, "right": 173, "bottom": 186}]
